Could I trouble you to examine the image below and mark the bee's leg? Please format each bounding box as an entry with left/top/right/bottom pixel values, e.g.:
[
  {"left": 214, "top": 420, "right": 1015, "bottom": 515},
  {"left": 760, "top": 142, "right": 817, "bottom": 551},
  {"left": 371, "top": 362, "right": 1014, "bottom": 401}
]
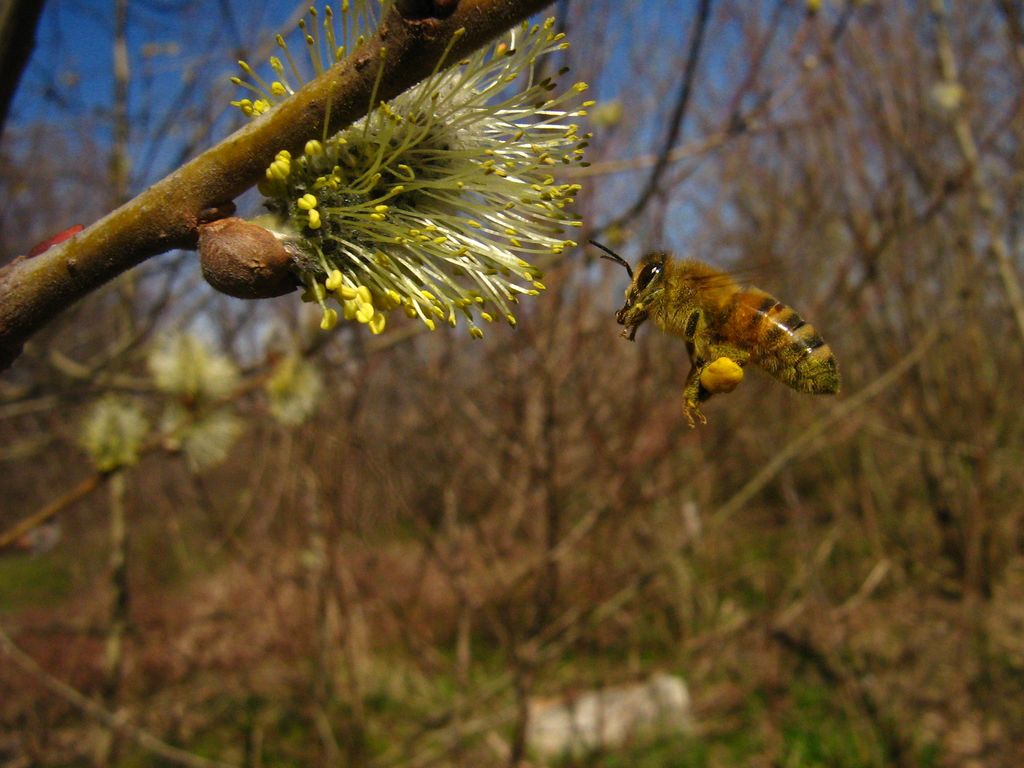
[
  {"left": 682, "top": 375, "right": 710, "bottom": 427},
  {"left": 683, "top": 399, "right": 708, "bottom": 429},
  {"left": 683, "top": 345, "right": 750, "bottom": 427},
  {"left": 682, "top": 346, "right": 709, "bottom": 428}
]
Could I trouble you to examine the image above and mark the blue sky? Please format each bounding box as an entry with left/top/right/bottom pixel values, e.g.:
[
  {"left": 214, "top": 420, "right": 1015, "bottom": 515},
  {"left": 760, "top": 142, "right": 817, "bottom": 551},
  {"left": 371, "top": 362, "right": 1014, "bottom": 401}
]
[
  {"left": 8, "top": 1, "right": 719, "bottom": 180},
  {"left": 7, "top": 1, "right": 307, "bottom": 184}
]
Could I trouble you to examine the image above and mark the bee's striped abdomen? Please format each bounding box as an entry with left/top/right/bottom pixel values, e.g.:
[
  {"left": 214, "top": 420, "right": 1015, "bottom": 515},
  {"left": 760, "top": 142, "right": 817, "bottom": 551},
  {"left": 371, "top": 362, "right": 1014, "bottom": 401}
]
[{"left": 724, "top": 289, "right": 840, "bottom": 394}]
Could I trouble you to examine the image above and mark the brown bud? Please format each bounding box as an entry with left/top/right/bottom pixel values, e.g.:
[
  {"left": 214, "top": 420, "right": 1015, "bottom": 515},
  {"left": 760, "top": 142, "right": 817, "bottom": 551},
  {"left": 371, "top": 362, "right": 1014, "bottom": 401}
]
[{"left": 198, "top": 217, "right": 298, "bottom": 299}]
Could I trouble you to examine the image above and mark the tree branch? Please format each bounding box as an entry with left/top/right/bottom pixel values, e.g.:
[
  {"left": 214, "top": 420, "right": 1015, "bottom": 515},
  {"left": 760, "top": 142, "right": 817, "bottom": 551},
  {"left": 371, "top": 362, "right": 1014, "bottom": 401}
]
[
  {"left": 603, "top": 0, "right": 713, "bottom": 232},
  {"left": 0, "top": 470, "right": 108, "bottom": 551},
  {"left": 930, "top": 0, "right": 1024, "bottom": 346},
  {"left": 0, "top": 0, "right": 47, "bottom": 135},
  {"left": 0, "top": 618, "right": 239, "bottom": 768},
  {"left": 0, "top": 0, "right": 554, "bottom": 372}
]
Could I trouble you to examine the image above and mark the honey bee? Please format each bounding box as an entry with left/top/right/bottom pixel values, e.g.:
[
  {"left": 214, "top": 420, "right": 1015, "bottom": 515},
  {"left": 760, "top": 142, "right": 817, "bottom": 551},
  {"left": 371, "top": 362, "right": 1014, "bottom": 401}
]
[{"left": 592, "top": 241, "right": 840, "bottom": 426}]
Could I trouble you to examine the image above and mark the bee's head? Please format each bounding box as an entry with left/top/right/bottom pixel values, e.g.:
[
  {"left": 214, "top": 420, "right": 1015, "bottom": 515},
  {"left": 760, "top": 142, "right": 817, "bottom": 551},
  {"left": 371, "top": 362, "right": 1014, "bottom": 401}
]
[{"left": 591, "top": 241, "right": 667, "bottom": 341}]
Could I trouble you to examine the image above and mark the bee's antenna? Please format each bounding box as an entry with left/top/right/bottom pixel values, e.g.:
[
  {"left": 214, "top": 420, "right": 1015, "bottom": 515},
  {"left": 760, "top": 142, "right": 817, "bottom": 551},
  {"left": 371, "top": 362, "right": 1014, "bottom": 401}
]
[{"left": 589, "top": 239, "right": 633, "bottom": 279}]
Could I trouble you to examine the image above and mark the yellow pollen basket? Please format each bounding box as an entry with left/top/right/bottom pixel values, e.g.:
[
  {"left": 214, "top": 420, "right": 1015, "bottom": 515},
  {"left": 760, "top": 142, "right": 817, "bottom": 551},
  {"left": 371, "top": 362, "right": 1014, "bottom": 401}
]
[{"left": 700, "top": 357, "right": 744, "bottom": 395}]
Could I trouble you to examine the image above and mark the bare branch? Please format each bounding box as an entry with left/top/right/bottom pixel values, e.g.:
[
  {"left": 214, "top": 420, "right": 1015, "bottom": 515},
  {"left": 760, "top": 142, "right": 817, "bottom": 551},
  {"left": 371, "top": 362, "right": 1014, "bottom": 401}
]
[
  {"left": 712, "top": 324, "right": 943, "bottom": 526},
  {"left": 0, "top": 0, "right": 47, "bottom": 134},
  {"left": 0, "top": 471, "right": 108, "bottom": 551},
  {"left": 930, "top": 0, "right": 1024, "bottom": 345},
  {"left": 604, "top": 0, "right": 712, "bottom": 231},
  {"left": 0, "top": 619, "right": 240, "bottom": 768}
]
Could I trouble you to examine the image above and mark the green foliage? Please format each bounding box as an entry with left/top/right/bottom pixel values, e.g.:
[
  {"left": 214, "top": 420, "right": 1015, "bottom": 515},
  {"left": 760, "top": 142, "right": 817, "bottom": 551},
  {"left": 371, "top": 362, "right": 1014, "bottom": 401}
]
[
  {"left": 552, "top": 735, "right": 710, "bottom": 767},
  {"left": 0, "top": 554, "right": 71, "bottom": 612},
  {"left": 781, "top": 683, "right": 879, "bottom": 767}
]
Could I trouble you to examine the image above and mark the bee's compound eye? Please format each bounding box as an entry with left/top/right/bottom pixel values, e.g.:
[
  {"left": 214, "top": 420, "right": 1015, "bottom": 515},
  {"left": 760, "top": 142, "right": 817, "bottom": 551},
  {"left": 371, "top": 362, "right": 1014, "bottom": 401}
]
[{"left": 635, "top": 263, "right": 662, "bottom": 292}]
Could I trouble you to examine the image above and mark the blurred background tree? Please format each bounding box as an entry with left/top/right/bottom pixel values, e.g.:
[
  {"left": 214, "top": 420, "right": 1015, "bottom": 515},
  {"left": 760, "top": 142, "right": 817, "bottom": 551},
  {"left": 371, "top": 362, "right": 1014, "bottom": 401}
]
[{"left": 2, "top": 1, "right": 1024, "bottom": 766}]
